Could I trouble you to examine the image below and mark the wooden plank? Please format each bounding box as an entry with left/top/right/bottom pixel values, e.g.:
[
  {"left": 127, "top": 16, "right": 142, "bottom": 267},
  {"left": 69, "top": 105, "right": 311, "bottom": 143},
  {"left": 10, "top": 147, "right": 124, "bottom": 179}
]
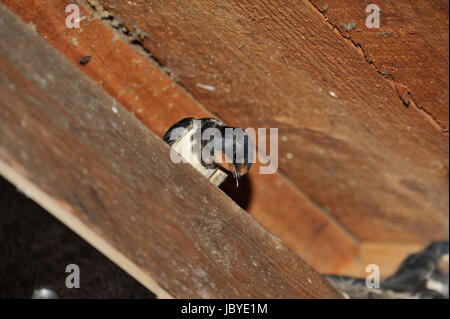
[
  {"left": 336, "top": 242, "right": 424, "bottom": 279},
  {"left": 91, "top": 0, "right": 448, "bottom": 244},
  {"left": 0, "top": 4, "right": 342, "bottom": 298},
  {"left": 2, "top": 0, "right": 359, "bottom": 275},
  {"left": 310, "top": 0, "right": 449, "bottom": 131}
]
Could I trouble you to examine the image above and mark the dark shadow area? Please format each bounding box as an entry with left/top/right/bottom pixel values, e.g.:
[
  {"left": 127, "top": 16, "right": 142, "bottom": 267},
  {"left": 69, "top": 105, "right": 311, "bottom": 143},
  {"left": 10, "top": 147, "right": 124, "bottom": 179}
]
[
  {"left": 219, "top": 173, "right": 253, "bottom": 211},
  {"left": 0, "top": 177, "right": 155, "bottom": 299}
]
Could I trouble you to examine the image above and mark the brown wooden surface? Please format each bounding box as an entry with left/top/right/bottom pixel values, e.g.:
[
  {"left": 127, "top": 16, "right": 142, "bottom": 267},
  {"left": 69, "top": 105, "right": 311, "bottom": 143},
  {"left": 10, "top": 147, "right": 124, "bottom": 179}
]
[
  {"left": 2, "top": 0, "right": 359, "bottom": 276},
  {"left": 89, "top": 2, "right": 448, "bottom": 238},
  {"left": 338, "top": 242, "right": 425, "bottom": 279},
  {"left": 310, "top": 0, "right": 449, "bottom": 131},
  {"left": 2, "top": 0, "right": 448, "bottom": 279},
  {"left": 0, "top": 4, "right": 342, "bottom": 298}
]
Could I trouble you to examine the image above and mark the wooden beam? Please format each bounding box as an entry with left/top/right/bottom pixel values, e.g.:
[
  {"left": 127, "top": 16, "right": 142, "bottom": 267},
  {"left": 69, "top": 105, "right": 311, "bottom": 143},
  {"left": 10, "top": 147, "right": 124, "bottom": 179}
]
[
  {"left": 0, "top": 5, "right": 341, "bottom": 299},
  {"left": 90, "top": 0, "right": 448, "bottom": 244},
  {"left": 336, "top": 242, "right": 424, "bottom": 279},
  {"left": 4, "top": 0, "right": 447, "bottom": 279},
  {"left": 310, "top": 0, "right": 449, "bottom": 131},
  {"left": 2, "top": 0, "right": 359, "bottom": 275}
]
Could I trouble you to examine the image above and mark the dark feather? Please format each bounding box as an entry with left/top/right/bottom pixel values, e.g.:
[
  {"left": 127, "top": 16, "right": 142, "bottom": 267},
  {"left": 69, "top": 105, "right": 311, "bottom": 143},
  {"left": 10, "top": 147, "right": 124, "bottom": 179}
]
[
  {"left": 162, "top": 117, "right": 194, "bottom": 145},
  {"left": 382, "top": 241, "right": 449, "bottom": 293}
]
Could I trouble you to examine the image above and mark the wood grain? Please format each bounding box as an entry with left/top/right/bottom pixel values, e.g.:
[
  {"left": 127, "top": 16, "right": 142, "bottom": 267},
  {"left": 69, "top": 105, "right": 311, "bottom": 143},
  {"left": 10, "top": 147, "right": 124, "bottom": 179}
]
[
  {"left": 0, "top": 4, "right": 342, "bottom": 298},
  {"left": 2, "top": 0, "right": 359, "bottom": 275},
  {"left": 310, "top": 0, "right": 449, "bottom": 131},
  {"left": 3, "top": 0, "right": 448, "bottom": 279},
  {"left": 92, "top": 0, "right": 448, "bottom": 243}
]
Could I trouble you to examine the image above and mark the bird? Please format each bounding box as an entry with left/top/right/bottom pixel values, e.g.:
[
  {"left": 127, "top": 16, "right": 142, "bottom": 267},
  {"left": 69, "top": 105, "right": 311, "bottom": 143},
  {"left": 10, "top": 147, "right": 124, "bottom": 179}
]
[
  {"left": 325, "top": 241, "right": 449, "bottom": 299},
  {"left": 162, "top": 117, "right": 253, "bottom": 187},
  {"left": 381, "top": 241, "right": 449, "bottom": 297}
]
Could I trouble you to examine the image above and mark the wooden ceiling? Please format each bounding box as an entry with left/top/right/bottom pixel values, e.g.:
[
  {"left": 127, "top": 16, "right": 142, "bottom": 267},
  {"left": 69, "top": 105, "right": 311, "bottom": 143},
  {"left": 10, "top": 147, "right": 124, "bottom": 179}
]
[{"left": 3, "top": 0, "right": 448, "bottom": 278}]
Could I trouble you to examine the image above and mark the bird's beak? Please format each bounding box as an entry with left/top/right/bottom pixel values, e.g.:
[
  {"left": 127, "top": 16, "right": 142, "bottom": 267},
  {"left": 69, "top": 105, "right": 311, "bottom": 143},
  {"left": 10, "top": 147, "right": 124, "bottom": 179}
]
[{"left": 232, "top": 167, "right": 241, "bottom": 188}]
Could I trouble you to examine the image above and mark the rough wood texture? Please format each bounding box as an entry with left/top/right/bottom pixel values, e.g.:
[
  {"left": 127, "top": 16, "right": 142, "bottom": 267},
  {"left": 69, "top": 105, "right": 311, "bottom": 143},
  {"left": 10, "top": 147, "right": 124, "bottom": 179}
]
[
  {"left": 3, "top": 0, "right": 448, "bottom": 279},
  {"left": 91, "top": 0, "right": 448, "bottom": 243},
  {"left": 310, "top": 0, "right": 449, "bottom": 131},
  {"left": 0, "top": 4, "right": 342, "bottom": 298},
  {"left": 2, "top": 0, "right": 359, "bottom": 275}
]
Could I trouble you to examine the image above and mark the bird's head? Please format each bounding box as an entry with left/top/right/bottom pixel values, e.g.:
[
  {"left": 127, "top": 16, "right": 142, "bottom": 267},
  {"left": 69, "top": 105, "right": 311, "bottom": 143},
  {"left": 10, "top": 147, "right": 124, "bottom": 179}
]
[
  {"left": 163, "top": 117, "right": 254, "bottom": 187},
  {"left": 214, "top": 126, "right": 253, "bottom": 187}
]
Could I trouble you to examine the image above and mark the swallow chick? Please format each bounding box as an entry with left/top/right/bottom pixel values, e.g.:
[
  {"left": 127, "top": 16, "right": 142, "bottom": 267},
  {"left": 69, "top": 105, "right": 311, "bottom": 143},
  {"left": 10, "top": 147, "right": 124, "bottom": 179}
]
[
  {"left": 382, "top": 241, "right": 449, "bottom": 297},
  {"left": 163, "top": 117, "right": 253, "bottom": 187}
]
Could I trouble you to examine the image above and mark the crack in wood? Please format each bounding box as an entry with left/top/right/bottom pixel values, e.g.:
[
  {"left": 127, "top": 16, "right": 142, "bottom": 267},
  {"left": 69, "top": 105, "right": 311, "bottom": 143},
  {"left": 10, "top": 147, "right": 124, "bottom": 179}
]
[{"left": 306, "top": 0, "right": 448, "bottom": 134}]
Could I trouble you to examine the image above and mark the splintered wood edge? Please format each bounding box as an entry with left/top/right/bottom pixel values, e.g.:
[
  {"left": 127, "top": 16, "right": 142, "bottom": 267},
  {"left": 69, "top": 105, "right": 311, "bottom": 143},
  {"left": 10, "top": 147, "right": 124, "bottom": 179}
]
[
  {"left": 171, "top": 127, "right": 229, "bottom": 186},
  {"left": 0, "top": 159, "right": 173, "bottom": 299},
  {"left": 209, "top": 169, "right": 228, "bottom": 186}
]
